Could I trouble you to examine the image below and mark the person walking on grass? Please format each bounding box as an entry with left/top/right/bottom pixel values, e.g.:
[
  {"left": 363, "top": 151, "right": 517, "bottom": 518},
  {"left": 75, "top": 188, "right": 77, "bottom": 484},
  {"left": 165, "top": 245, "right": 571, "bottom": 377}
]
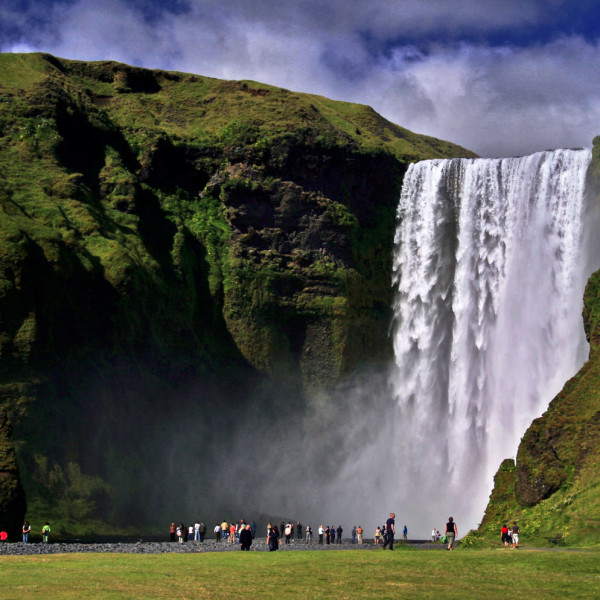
[
  {"left": 512, "top": 522, "right": 520, "bottom": 549},
  {"left": 382, "top": 513, "right": 395, "bottom": 550},
  {"left": 445, "top": 517, "right": 457, "bottom": 551},
  {"left": 501, "top": 524, "right": 509, "bottom": 547}
]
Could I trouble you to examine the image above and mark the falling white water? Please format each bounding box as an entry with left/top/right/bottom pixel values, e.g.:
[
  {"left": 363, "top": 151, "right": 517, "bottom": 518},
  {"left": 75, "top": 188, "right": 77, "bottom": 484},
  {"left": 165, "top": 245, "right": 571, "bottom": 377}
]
[
  {"left": 390, "top": 148, "right": 598, "bottom": 534},
  {"left": 210, "top": 148, "right": 598, "bottom": 542}
]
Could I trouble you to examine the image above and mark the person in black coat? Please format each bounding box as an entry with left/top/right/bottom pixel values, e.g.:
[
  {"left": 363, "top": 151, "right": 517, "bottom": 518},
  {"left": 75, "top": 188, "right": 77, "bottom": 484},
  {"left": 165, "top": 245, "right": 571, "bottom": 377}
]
[
  {"left": 239, "top": 524, "right": 253, "bottom": 550},
  {"left": 267, "top": 525, "right": 280, "bottom": 551}
]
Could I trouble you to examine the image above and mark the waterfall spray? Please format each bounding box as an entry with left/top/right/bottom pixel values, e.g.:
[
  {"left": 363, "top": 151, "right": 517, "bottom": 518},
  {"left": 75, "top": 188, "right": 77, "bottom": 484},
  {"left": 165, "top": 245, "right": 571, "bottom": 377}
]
[
  {"left": 210, "top": 149, "right": 597, "bottom": 540},
  {"left": 390, "top": 149, "right": 597, "bottom": 533}
]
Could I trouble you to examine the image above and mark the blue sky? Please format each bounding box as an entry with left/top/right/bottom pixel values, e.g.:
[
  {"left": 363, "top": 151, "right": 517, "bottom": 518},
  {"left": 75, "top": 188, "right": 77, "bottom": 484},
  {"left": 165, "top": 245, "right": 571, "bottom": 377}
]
[{"left": 2, "top": 0, "right": 599, "bottom": 156}]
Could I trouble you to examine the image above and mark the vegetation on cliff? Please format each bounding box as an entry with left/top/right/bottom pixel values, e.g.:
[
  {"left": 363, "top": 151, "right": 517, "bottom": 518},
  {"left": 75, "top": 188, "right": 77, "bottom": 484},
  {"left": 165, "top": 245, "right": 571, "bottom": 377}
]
[
  {"left": 0, "top": 52, "right": 473, "bottom": 535},
  {"left": 474, "top": 137, "right": 600, "bottom": 547}
]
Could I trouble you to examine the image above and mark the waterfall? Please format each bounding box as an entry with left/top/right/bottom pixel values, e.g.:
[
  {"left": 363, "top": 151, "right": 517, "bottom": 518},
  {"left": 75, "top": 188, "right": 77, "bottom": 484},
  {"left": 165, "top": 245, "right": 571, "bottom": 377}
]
[{"left": 390, "top": 148, "right": 597, "bottom": 532}]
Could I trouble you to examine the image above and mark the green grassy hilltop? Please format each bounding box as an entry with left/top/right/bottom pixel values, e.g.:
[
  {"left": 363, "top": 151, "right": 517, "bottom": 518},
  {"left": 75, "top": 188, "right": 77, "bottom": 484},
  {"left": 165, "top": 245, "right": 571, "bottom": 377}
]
[{"left": 0, "top": 52, "right": 473, "bottom": 536}]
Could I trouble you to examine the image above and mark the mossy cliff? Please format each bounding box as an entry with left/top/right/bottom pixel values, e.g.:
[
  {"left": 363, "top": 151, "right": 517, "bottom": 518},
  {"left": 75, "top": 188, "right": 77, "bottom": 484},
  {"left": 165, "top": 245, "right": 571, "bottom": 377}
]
[
  {"left": 476, "top": 137, "right": 600, "bottom": 546},
  {"left": 0, "top": 53, "right": 473, "bottom": 535}
]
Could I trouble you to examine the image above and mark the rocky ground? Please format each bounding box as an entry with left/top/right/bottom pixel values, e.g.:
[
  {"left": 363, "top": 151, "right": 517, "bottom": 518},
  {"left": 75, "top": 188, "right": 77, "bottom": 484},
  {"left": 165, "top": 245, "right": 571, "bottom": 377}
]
[{"left": 0, "top": 538, "right": 443, "bottom": 555}]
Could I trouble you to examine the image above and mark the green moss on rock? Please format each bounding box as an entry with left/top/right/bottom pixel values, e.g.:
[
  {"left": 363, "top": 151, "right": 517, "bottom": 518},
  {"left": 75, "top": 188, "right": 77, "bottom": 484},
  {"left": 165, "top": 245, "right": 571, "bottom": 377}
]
[{"left": 0, "top": 52, "right": 474, "bottom": 534}]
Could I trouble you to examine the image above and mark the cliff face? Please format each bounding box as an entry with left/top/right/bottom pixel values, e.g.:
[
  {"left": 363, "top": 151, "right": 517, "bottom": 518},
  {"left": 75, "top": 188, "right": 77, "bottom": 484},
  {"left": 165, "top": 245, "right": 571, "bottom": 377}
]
[
  {"left": 0, "top": 53, "right": 473, "bottom": 534},
  {"left": 478, "top": 137, "right": 600, "bottom": 545}
]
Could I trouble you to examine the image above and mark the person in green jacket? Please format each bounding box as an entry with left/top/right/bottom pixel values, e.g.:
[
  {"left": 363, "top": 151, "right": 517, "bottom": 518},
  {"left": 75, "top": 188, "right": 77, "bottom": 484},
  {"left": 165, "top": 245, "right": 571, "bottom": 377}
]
[{"left": 42, "top": 522, "right": 51, "bottom": 543}]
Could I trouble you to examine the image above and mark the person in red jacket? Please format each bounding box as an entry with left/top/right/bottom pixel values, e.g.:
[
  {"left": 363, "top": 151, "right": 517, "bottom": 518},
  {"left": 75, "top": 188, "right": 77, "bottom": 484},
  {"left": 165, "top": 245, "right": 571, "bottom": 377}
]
[{"left": 501, "top": 524, "right": 509, "bottom": 547}]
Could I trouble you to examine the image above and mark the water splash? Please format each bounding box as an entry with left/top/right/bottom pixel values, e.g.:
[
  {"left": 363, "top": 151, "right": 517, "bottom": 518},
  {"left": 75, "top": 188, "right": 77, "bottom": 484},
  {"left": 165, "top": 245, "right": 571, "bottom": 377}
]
[{"left": 390, "top": 149, "right": 596, "bottom": 532}]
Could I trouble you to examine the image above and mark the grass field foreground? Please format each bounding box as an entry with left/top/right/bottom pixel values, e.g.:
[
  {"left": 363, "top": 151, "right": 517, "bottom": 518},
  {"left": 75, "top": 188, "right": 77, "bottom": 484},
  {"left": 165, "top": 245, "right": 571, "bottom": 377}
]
[{"left": 1, "top": 548, "right": 599, "bottom": 599}]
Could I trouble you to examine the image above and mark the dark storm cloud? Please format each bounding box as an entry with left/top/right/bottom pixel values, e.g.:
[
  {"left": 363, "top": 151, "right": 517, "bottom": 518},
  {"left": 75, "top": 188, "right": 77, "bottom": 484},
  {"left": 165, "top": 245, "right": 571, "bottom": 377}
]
[{"left": 2, "top": 0, "right": 599, "bottom": 156}]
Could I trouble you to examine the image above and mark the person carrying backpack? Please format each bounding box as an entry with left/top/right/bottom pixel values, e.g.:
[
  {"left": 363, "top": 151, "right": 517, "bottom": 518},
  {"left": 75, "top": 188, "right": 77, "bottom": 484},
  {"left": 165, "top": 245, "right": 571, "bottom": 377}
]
[{"left": 42, "top": 522, "right": 51, "bottom": 543}]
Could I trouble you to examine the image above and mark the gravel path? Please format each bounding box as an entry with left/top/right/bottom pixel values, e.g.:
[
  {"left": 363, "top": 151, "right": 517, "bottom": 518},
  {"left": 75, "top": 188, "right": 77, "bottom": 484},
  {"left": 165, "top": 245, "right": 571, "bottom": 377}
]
[{"left": 0, "top": 539, "right": 443, "bottom": 555}]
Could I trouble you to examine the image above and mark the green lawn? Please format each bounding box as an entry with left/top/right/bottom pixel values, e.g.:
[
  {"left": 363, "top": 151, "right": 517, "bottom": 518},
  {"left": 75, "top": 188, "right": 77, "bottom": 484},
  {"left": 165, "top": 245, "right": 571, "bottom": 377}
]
[{"left": 1, "top": 548, "right": 599, "bottom": 599}]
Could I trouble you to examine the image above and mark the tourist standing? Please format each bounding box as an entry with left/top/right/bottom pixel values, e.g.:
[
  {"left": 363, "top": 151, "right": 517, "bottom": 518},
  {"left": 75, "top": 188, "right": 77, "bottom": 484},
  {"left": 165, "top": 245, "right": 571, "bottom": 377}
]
[
  {"left": 305, "top": 524, "right": 313, "bottom": 543},
  {"left": 42, "top": 522, "right": 51, "bottom": 543},
  {"left": 221, "top": 520, "right": 228, "bottom": 541},
  {"left": 297, "top": 522, "right": 302, "bottom": 540},
  {"left": 351, "top": 526, "right": 357, "bottom": 544},
  {"left": 22, "top": 520, "right": 30, "bottom": 544},
  {"left": 214, "top": 523, "right": 221, "bottom": 542},
  {"left": 382, "top": 513, "right": 395, "bottom": 550},
  {"left": 336, "top": 525, "right": 343, "bottom": 544},
  {"left": 445, "top": 517, "right": 457, "bottom": 551},
  {"left": 239, "top": 524, "right": 253, "bottom": 550},
  {"left": 267, "top": 525, "right": 280, "bottom": 551},
  {"left": 318, "top": 525, "right": 324, "bottom": 545},
  {"left": 199, "top": 521, "right": 206, "bottom": 542},
  {"left": 374, "top": 526, "right": 381, "bottom": 544},
  {"left": 403, "top": 525, "right": 408, "bottom": 540},
  {"left": 357, "top": 525, "right": 363, "bottom": 544},
  {"left": 169, "top": 522, "right": 176, "bottom": 542}
]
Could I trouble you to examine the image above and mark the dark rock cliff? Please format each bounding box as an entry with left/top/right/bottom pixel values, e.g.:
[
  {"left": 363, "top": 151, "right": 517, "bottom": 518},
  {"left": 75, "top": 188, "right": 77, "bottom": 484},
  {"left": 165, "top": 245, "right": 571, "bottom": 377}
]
[{"left": 0, "top": 53, "right": 473, "bottom": 535}]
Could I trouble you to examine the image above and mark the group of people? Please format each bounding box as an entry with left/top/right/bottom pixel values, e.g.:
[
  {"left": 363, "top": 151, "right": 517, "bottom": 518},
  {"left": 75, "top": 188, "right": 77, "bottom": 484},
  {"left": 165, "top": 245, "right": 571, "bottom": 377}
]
[
  {"left": 169, "top": 520, "right": 260, "bottom": 545},
  {"left": 168, "top": 517, "right": 403, "bottom": 550},
  {"left": 500, "top": 522, "right": 520, "bottom": 548},
  {"left": 170, "top": 521, "right": 211, "bottom": 543},
  {"left": 1, "top": 520, "right": 52, "bottom": 544},
  {"left": 7, "top": 514, "right": 523, "bottom": 550}
]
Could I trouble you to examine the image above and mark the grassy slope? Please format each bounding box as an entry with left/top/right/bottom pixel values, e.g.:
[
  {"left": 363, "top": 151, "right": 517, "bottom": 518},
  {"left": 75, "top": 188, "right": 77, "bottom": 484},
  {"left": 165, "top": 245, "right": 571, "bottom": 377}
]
[
  {"left": 0, "top": 53, "right": 471, "bottom": 159},
  {"left": 472, "top": 137, "right": 600, "bottom": 548}
]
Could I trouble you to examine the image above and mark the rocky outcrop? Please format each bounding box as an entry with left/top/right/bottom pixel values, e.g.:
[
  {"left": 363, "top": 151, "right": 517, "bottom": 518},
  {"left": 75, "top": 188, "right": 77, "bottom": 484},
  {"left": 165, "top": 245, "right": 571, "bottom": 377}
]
[
  {"left": 0, "top": 412, "right": 26, "bottom": 538},
  {"left": 478, "top": 137, "right": 600, "bottom": 543}
]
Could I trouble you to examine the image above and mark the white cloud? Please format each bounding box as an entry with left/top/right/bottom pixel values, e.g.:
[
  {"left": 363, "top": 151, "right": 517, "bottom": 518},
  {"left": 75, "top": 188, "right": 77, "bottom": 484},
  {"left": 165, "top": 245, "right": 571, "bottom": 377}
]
[{"left": 1, "top": 0, "right": 599, "bottom": 156}]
